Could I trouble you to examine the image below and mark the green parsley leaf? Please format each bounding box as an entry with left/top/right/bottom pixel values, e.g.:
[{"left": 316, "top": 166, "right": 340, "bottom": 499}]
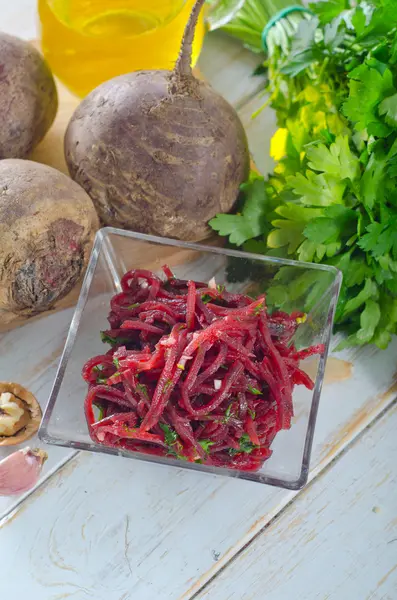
[
  {"left": 303, "top": 206, "right": 357, "bottom": 245},
  {"left": 358, "top": 215, "right": 397, "bottom": 260},
  {"left": 306, "top": 136, "right": 360, "bottom": 181},
  {"left": 311, "top": 0, "right": 347, "bottom": 25},
  {"left": 136, "top": 383, "right": 149, "bottom": 398},
  {"left": 358, "top": 299, "right": 381, "bottom": 343},
  {"left": 248, "top": 386, "right": 262, "bottom": 395},
  {"left": 351, "top": 6, "right": 366, "bottom": 36},
  {"left": 343, "top": 278, "right": 378, "bottom": 316},
  {"left": 210, "top": 177, "right": 269, "bottom": 246},
  {"left": 100, "top": 332, "right": 130, "bottom": 346},
  {"left": 198, "top": 439, "right": 215, "bottom": 453},
  {"left": 229, "top": 433, "right": 257, "bottom": 456},
  {"left": 201, "top": 294, "right": 212, "bottom": 304},
  {"left": 101, "top": 332, "right": 117, "bottom": 345},
  {"left": 288, "top": 171, "right": 345, "bottom": 206},
  {"left": 159, "top": 423, "right": 178, "bottom": 446},
  {"left": 343, "top": 64, "right": 393, "bottom": 137},
  {"left": 379, "top": 93, "right": 397, "bottom": 127}
]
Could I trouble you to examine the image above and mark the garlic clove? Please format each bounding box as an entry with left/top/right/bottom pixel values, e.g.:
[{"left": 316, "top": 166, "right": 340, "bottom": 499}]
[{"left": 0, "top": 447, "right": 48, "bottom": 496}]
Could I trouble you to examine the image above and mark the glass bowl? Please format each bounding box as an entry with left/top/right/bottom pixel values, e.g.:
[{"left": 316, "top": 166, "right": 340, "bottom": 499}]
[{"left": 39, "top": 228, "right": 341, "bottom": 490}]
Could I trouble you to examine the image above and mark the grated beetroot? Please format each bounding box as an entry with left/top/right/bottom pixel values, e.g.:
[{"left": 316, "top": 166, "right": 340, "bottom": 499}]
[{"left": 82, "top": 266, "right": 323, "bottom": 471}]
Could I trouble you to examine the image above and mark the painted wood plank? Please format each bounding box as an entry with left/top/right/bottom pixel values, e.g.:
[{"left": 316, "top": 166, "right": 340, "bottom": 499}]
[
  {"left": 195, "top": 401, "right": 397, "bottom": 600},
  {"left": 0, "top": 339, "right": 395, "bottom": 599},
  {"left": 0, "top": 308, "right": 77, "bottom": 519}
]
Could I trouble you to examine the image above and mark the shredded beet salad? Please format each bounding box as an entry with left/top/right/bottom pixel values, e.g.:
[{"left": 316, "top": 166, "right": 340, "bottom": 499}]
[{"left": 82, "top": 266, "right": 323, "bottom": 472}]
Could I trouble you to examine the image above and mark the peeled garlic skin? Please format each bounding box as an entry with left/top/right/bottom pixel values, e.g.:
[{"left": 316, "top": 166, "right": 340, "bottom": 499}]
[{"left": 0, "top": 447, "right": 47, "bottom": 496}]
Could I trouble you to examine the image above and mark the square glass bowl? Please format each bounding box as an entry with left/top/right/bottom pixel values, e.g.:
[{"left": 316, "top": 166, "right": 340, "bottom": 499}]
[{"left": 39, "top": 228, "right": 341, "bottom": 489}]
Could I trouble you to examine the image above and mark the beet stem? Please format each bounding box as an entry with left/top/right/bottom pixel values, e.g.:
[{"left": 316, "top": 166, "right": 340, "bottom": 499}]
[{"left": 174, "top": 0, "right": 206, "bottom": 77}]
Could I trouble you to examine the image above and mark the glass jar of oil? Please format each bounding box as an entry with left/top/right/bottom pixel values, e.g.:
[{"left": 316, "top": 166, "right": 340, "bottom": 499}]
[{"left": 38, "top": 0, "right": 206, "bottom": 97}]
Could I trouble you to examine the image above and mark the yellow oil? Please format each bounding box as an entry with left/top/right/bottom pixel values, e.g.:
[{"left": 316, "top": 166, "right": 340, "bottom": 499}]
[{"left": 38, "top": 0, "right": 206, "bottom": 97}]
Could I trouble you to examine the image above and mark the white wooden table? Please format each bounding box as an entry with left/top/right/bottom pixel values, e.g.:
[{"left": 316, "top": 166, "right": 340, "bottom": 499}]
[{"left": 1, "top": 5, "right": 397, "bottom": 599}]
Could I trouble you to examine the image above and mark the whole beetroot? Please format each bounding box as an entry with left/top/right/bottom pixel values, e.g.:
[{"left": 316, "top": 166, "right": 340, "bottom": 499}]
[
  {"left": 0, "top": 159, "right": 99, "bottom": 327},
  {"left": 64, "top": 0, "right": 249, "bottom": 241},
  {"left": 0, "top": 33, "right": 58, "bottom": 159}
]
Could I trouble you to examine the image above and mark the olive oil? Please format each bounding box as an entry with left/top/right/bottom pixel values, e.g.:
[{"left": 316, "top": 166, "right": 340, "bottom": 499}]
[{"left": 38, "top": 0, "right": 205, "bottom": 96}]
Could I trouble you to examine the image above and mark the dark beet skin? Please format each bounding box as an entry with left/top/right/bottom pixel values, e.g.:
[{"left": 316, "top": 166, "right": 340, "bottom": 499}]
[
  {"left": 0, "top": 33, "right": 58, "bottom": 159},
  {"left": 0, "top": 160, "right": 99, "bottom": 326},
  {"left": 64, "top": 0, "right": 250, "bottom": 242},
  {"left": 65, "top": 72, "right": 249, "bottom": 241}
]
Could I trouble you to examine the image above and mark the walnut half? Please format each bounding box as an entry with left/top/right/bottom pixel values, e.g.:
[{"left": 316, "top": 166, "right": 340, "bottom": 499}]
[{"left": 0, "top": 383, "right": 42, "bottom": 446}]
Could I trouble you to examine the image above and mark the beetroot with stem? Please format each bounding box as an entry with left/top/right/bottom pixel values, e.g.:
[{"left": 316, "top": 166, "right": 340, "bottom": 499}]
[{"left": 64, "top": 0, "right": 250, "bottom": 242}]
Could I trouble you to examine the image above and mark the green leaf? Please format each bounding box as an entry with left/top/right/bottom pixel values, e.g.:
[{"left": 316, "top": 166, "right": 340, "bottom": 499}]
[
  {"left": 198, "top": 439, "right": 215, "bottom": 453},
  {"left": 307, "top": 136, "right": 361, "bottom": 183},
  {"left": 351, "top": 6, "right": 366, "bottom": 36},
  {"left": 288, "top": 171, "right": 345, "bottom": 206},
  {"left": 304, "top": 205, "right": 357, "bottom": 246},
  {"left": 358, "top": 214, "right": 397, "bottom": 260},
  {"left": 100, "top": 332, "right": 130, "bottom": 346},
  {"left": 357, "top": 299, "right": 381, "bottom": 343},
  {"left": 360, "top": 147, "right": 388, "bottom": 211},
  {"left": 311, "top": 0, "right": 348, "bottom": 24},
  {"left": 268, "top": 219, "right": 305, "bottom": 253},
  {"left": 206, "top": 0, "right": 245, "bottom": 30},
  {"left": 275, "top": 204, "right": 323, "bottom": 223},
  {"left": 229, "top": 433, "right": 257, "bottom": 456},
  {"left": 297, "top": 239, "right": 320, "bottom": 262},
  {"left": 345, "top": 258, "right": 371, "bottom": 288},
  {"left": 248, "top": 386, "right": 262, "bottom": 395},
  {"left": 210, "top": 177, "right": 269, "bottom": 246},
  {"left": 304, "top": 218, "right": 341, "bottom": 243},
  {"left": 379, "top": 93, "right": 397, "bottom": 126},
  {"left": 343, "top": 64, "right": 394, "bottom": 137},
  {"left": 159, "top": 423, "right": 178, "bottom": 447},
  {"left": 239, "top": 433, "right": 257, "bottom": 453},
  {"left": 343, "top": 278, "right": 378, "bottom": 316}
]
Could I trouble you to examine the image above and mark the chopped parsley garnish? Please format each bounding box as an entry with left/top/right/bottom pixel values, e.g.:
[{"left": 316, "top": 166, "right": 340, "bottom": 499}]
[
  {"left": 198, "top": 439, "right": 215, "bottom": 453},
  {"left": 159, "top": 423, "right": 178, "bottom": 446},
  {"left": 136, "top": 383, "right": 149, "bottom": 398},
  {"left": 229, "top": 433, "right": 257, "bottom": 456},
  {"left": 248, "top": 386, "right": 262, "bottom": 396},
  {"left": 100, "top": 332, "right": 117, "bottom": 345},
  {"left": 163, "top": 379, "right": 173, "bottom": 391},
  {"left": 159, "top": 424, "right": 187, "bottom": 460},
  {"left": 101, "top": 332, "right": 130, "bottom": 346},
  {"left": 201, "top": 294, "right": 212, "bottom": 304}
]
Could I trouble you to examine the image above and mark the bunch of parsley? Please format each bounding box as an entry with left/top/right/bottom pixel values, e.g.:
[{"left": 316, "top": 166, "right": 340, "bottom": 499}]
[{"left": 211, "top": 0, "right": 397, "bottom": 350}]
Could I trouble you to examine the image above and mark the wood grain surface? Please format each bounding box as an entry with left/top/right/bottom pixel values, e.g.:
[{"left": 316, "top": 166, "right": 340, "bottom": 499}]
[{"left": 195, "top": 402, "right": 397, "bottom": 600}]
